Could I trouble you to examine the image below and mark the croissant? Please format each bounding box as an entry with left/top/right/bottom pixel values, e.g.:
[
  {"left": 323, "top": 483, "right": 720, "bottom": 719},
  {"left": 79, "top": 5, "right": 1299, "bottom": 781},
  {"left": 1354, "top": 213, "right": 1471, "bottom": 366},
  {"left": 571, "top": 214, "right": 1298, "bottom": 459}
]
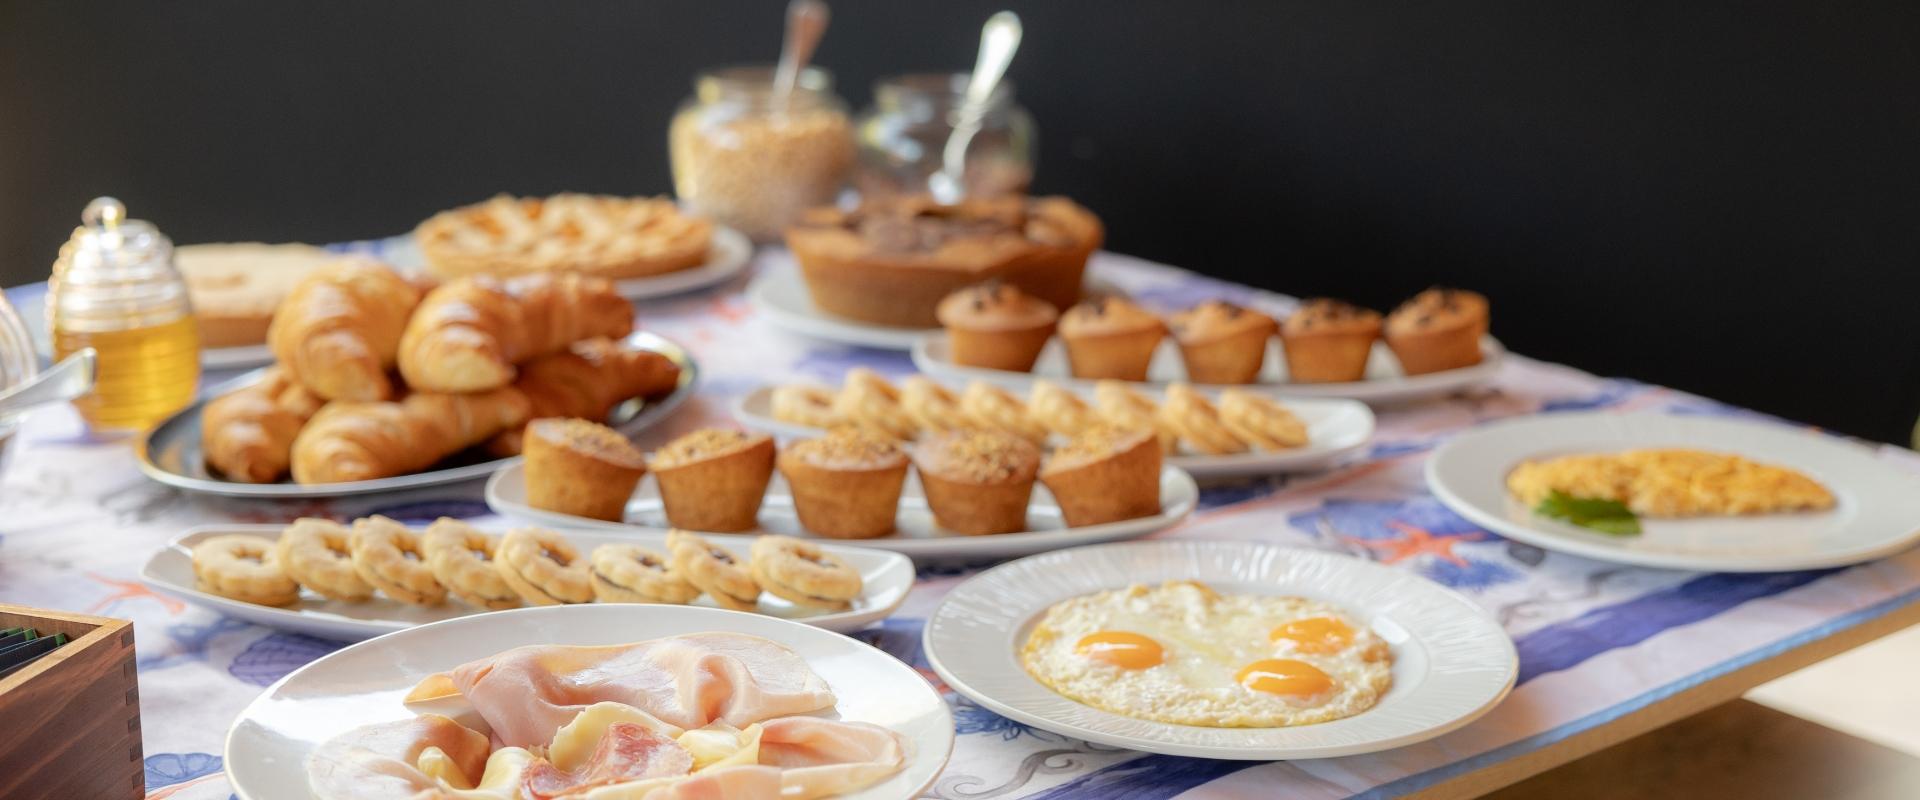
[
  {"left": 266, "top": 259, "right": 422, "bottom": 401},
  {"left": 290, "top": 389, "right": 531, "bottom": 484},
  {"left": 201, "top": 368, "right": 325, "bottom": 483},
  {"left": 484, "top": 338, "right": 683, "bottom": 456},
  {"left": 397, "top": 273, "right": 634, "bottom": 393}
]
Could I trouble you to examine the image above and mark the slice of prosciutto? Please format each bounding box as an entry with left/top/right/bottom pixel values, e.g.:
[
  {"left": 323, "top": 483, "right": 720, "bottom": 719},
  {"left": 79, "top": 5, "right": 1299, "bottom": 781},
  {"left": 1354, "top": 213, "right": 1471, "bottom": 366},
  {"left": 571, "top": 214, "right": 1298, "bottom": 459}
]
[
  {"left": 407, "top": 633, "right": 837, "bottom": 749},
  {"left": 757, "top": 717, "right": 907, "bottom": 800},
  {"left": 306, "top": 714, "right": 491, "bottom": 800},
  {"left": 522, "top": 722, "right": 694, "bottom": 799}
]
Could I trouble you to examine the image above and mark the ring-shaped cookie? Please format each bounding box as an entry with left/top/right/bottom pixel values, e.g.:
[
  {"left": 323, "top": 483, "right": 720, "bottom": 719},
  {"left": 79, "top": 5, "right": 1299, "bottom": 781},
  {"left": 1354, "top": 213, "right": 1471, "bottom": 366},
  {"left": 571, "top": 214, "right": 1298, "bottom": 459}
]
[
  {"left": 1158, "top": 384, "right": 1248, "bottom": 455},
  {"left": 1218, "top": 389, "right": 1309, "bottom": 450},
  {"left": 1092, "top": 380, "right": 1177, "bottom": 453},
  {"left": 960, "top": 382, "right": 1048, "bottom": 443},
  {"left": 275, "top": 517, "right": 374, "bottom": 601},
  {"left": 771, "top": 384, "right": 844, "bottom": 429},
  {"left": 194, "top": 534, "right": 301, "bottom": 606},
  {"left": 666, "top": 530, "right": 760, "bottom": 611},
  {"left": 421, "top": 518, "right": 521, "bottom": 610},
  {"left": 832, "top": 368, "right": 918, "bottom": 440},
  {"left": 495, "top": 527, "right": 594, "bottom": 605},
  {"left": 350, "top": 516, "right": 447, "bottom": 606},
  {"left": 899, "top": 377, "right": 969, "bottom": 434},
  {"left": 590, "top": 543, "right": 701, "bottom": 604},
  {"left": 1027, "top": 380, "right": 1097, "bottom": 438},
  {"left": 748, "top": 536, "right": 863, "bottom": 610}
]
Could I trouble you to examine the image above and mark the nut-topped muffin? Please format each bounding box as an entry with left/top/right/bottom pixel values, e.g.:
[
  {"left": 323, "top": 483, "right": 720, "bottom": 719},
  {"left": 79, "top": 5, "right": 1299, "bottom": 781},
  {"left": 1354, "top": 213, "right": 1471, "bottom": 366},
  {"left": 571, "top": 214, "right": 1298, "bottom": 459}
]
[
  {"left": 648, "top": 428, "right": 776, "bottom": 532},
  {"left": 1279, "top": 299, "right": 1382, "bottom": 383},
  {"left": 1169, "top": 300, "right": 1278, "bottom": 384},
  {"left": 523, "top": 418, "right": 648, "bottom": 522},
  {"left": 776, "top": 428, "right": 911, "bottom": 539},
  {"left": 1384, "top": 288, "right": 1489, "bottom": 375},
  {"left": 785, "top": 194, "right": 1103, "bottom": 328},
  {"left": 936, "top": 281, "right": 1060, "bottom": 372},
  {"left": 1057, "top": 296, "right": 1168, "bottom": 381},
  {"left": 1039, "top": 424, "right": 1164, "bottom": 527},
  {"left": 914, "top": 429, "right": 1042, "bottom": 535}
]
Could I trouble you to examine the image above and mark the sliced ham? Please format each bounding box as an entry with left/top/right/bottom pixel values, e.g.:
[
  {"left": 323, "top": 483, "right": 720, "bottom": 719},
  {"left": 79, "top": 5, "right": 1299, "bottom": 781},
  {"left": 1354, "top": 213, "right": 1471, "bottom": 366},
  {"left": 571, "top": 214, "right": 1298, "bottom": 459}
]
[
  {"left": 757, "top": 717, "right": 907, "bottom": 800},
  {"left": 522, "top": 722, "right": 694, "bottom": 799},
  {"left": 413, "top": 633, "right": 837, "bottom": 748},
  {"left": 306, "top": 715, "right": 491, "bottom": 800},
  {"left": 635, "top": 765, "right": 783, "bottom": 799}
]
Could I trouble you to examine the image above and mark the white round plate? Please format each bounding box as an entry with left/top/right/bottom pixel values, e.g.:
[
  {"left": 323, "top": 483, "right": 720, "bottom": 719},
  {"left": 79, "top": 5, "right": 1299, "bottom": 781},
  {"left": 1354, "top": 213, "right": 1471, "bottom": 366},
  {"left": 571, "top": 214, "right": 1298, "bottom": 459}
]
[
  {"left": 924, "top": 541, "right": 1517, "bottom": 760},
  {"left": 744, "top": 262, "right": 933, "bottom": 350},
  {"left": 745, "top": 261, "right": 1124, "bottom": 352},
  {"left": 1427, "top": 412, "right": 1920, "bottom": 572},
  {"left": 487, "top": 460, "right": 1197, "bottom": 561},
  {"left": 730, "top": 385, "right": 1374, "bottom": 478},
  {"left": 225, "top": 605, "right": 953, "bottom": 800},
  {"left": 912, "top": 333, "right": 1505, "bottom": 405},
  {"left": 142, "top": 524, "right": 913, "bottom": 641},
  {"left": 382, "top": 225, "right": 754, "bottom": 301}
]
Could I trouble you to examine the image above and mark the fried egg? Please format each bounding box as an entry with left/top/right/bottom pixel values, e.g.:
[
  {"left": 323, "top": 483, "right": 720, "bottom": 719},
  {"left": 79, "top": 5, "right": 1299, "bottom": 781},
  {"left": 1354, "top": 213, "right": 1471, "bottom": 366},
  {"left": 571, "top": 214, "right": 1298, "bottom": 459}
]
[{"left": 1020, "top": 581, "right": 1393, "bottom": 728}]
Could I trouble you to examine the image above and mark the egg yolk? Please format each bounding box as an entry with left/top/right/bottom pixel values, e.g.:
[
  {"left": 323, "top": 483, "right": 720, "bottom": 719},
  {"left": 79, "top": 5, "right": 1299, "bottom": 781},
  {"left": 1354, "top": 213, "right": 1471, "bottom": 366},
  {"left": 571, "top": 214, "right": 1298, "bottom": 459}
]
[
  {"left": 1270, "top": 617, "right": 1354, "bottom": 654},
  {"left": 1237, "top": 659, "right": 1334, "bottom": 697},
  {"left": 1075, "top": 631, "right": 1164, "bottom": 669}
]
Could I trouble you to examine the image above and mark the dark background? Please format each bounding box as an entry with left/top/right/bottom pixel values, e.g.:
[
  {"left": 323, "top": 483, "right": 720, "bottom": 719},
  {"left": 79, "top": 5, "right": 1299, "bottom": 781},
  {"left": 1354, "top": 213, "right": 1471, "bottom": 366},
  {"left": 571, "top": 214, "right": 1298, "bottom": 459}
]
[{"left": 4, "top": 1, "right": 1917, "bottom": 443}]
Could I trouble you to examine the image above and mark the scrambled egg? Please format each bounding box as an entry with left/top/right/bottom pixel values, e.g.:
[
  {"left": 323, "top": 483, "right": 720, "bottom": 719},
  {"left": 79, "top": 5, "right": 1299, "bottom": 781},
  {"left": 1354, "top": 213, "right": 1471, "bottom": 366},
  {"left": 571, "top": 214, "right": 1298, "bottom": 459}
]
[
  {"left": 1020, "top": 582, "right": 1393, "bottom": 728},
  {"left": 1506, "top": 448, "right": 1835, "bottom": 517}
]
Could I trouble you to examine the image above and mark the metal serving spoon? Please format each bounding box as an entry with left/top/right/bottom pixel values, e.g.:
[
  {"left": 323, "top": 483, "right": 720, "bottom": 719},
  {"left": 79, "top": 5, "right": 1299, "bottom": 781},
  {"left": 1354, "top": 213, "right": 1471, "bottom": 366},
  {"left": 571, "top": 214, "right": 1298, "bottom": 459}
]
[
  {"left": 772, "top": 0, "right": 831, "bottom": 116},
  {"left": 929, "top": 11, "right": 1024, "bottom": 204},
  {"left": 0, "top": 348, "right": 96, "bottom": 418}
]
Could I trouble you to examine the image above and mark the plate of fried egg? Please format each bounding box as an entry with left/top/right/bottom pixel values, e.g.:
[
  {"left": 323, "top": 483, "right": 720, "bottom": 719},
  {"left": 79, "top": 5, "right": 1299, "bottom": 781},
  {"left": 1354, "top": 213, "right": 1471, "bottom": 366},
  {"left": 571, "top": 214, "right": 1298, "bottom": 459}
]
[
  {"left": 922, "top": 540, "right": 1517, "bottom": 759},
  {"left": 1428, "top": 412, "right": 1920, "bottom": 572}
]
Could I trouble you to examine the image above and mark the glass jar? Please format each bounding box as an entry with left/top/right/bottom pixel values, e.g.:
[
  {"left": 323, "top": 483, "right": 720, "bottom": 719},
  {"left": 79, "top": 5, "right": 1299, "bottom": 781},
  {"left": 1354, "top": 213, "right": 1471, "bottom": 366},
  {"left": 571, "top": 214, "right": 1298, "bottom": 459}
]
[
  {"left": 669, "top": 66, "right": 856, "bottom": 242},
  {"left": 46, "top": 197, "right": 200, "bottom": 433},
  {"left": 854, "top": 73, "right": 1036, "bottom": 200}
]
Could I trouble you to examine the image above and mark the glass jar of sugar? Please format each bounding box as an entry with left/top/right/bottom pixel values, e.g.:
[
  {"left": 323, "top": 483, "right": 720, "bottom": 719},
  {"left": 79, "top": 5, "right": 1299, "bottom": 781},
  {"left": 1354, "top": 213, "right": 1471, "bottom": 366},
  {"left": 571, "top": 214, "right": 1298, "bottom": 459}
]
[{"left": 669, "top": 66, "right": 856, "bottom": 242}]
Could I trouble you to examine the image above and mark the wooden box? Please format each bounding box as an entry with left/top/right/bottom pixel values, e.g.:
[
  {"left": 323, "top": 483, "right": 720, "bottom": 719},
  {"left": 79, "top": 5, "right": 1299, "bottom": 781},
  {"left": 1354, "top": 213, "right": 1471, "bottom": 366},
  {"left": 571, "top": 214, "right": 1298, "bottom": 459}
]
[{"left": 0, "top": 604, "right": 142, "bottom": 800}]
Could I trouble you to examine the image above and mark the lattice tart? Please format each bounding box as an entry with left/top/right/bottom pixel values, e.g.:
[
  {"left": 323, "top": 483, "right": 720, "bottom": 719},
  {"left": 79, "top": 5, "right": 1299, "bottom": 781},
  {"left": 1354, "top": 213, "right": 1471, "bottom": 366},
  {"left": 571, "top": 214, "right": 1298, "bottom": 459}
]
[{"left": 415, "top": 193, "right": 714, "bottom": 280}]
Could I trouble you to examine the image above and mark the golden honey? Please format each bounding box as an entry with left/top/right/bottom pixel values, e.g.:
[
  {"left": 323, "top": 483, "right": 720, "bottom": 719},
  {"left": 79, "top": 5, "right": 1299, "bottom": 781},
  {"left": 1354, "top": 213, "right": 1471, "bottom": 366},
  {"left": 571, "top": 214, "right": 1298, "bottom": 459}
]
[{"left": 53, "top": 314, "right": 199, "bottom": 431}]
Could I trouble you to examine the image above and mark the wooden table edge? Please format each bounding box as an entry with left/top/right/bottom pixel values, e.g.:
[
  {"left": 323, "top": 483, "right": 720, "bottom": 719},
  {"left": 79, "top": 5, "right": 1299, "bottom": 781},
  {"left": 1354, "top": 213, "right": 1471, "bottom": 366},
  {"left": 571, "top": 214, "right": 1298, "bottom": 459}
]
[{"left": 1406, "top": 598, "right": 1920, "bottom": 799}]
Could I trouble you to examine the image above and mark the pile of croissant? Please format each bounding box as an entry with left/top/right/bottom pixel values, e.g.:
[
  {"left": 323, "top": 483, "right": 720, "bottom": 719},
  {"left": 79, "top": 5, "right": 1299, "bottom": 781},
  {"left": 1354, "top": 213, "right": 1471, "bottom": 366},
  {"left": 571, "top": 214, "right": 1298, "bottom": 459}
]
[{"left": 200, "top": 260, "right": 681, "bottom": 484}]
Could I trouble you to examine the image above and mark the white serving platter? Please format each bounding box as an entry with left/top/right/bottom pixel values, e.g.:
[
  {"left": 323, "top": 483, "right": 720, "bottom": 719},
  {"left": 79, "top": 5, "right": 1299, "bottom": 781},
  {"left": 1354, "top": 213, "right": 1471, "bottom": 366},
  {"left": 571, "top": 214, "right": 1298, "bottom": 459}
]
[
  {"left": 924, "top": 540, "right": 1517, "bottom": 760},
  {"left": 1427, "top": 411, "right": 1920, "bottom": 572},
  {"left": 143, "top": 524, "right": 913, "bottom": 642},
  {"left": 729, "top": 385, "right": 1374, "bottom": 479},
  {"left": 487, "top": 460, "right": 1198, "bottom": 561},
  {"left": 912, "top": 333, "right": 1505, "bottom": 406}
]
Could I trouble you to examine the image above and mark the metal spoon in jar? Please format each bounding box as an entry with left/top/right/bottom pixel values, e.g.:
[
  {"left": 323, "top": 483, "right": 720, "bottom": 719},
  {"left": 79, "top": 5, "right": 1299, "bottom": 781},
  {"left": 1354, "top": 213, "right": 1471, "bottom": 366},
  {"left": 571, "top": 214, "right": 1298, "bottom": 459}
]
[
  {"left": 772, "top": 0, "right": 831, "bottom": 116},
  {"left": 0, "top": 348, "right": 96, "bottom": 418},
  {"left": 929, "top": 11, "right": 1024, "bottom": 204}
]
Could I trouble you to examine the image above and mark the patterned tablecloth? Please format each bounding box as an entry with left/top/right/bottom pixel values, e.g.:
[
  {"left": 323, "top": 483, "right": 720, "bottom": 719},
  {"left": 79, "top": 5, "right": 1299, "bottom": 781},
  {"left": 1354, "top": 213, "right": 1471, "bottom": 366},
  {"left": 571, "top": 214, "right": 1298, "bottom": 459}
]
[{"left": 4, "top": 248, "right": 1919, "bottom": 800}]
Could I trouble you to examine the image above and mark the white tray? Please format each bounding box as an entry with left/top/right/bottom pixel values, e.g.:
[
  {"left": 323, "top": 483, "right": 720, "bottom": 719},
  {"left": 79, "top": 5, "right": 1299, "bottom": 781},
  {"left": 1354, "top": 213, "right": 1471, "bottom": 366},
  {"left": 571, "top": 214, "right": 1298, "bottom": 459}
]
[
  {"left": 730, "top": 385, "right": 1374, "bottom": 479},
  {"left": 912, "top": 333, "right": 1505, "bottom": 406},
  {"left": 487, "top": 460, "right": 1198, "bottom": 561},
  {"left": 142, "top": 523, "right": 913, "bottom": 641}
]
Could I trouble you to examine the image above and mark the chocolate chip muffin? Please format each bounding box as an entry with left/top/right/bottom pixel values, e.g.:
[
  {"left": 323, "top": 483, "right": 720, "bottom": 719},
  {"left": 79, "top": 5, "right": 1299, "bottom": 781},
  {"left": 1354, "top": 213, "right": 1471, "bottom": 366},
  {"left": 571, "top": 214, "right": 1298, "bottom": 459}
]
[
  {"left": 1057, "top": 296, "right": 1167, "bottom": 381},
  {"left": 1279, "top": 299, "right": 1382, "bottom": 383},
  {"left": 937, "top": 281, "right": 1060, "bottom": 372},
  {"left": 1169, "top": 300, "right": 1278, "bottom": 384},
  {"left": 1384, "top": 288, "right": 1489, "bottom": 375}
]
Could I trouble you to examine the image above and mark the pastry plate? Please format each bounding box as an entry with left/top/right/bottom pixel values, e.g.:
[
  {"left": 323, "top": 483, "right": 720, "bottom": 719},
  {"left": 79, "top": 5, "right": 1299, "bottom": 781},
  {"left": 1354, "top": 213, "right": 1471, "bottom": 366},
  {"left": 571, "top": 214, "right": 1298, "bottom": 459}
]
[
  {"left": 1427, "top": 412, "right": 1920, "bottom": 572},
  {"left": 745, "top": 260, "right": 1124, "bottom": 352},
  {"left": 135, "top": 329, "right": 698, "bottom": 498},
  {"left": 924, "top": 541, "right": 1517, "bottom": 760},
  {"left": 224, "top": 604, "right": 953, "bottom": 800},
  {"left": 487, "top": 461, "right": 1198, "bottom": 561},
  {"left": 143, "top": 524, "right": 913, "bottom": 641},
  {"left": 730, "top": 385, "right": 1375, "bottom": 478},
  {"left": 912, "top": 333, "right": 1506, "bottom": 405},
  {"left": 380, "top": 224, "right": 755, "bottom": 302}
]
